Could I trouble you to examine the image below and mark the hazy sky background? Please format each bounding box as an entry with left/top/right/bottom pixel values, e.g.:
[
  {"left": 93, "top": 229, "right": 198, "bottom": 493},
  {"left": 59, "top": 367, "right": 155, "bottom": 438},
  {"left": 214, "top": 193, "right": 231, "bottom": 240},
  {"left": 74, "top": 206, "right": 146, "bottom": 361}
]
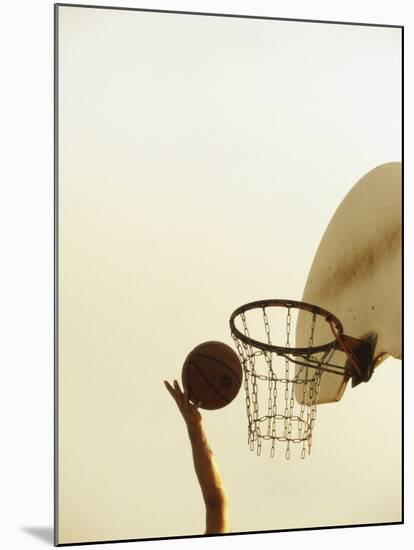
[{"left": 58, "top": 6, "right": 401, "bottom": 544}]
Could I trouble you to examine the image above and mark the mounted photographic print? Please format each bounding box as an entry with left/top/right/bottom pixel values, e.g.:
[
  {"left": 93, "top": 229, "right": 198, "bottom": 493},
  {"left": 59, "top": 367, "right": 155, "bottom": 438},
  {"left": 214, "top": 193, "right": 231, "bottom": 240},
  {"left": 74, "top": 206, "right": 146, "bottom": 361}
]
[{"left": 55, "top": 3, "right": 403, "bottom": 546}]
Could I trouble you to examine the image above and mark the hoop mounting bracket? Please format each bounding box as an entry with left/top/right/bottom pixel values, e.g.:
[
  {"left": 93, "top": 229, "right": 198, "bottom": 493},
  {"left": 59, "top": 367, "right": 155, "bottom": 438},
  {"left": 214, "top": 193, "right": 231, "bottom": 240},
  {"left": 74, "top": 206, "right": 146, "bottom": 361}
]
[{"left": 336, "top": 333, "right": 378, "bottom": 387}]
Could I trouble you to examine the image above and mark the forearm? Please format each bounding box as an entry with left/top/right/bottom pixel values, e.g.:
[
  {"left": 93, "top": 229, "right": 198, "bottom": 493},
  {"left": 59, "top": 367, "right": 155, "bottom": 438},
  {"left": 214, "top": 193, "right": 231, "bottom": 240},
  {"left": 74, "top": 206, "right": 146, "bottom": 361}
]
[
  {"left": 187, "top": 422, "right": 227, "bottom": 505},
  {"left": 187, "top": 421, "right": 229, "bottom": 533}
]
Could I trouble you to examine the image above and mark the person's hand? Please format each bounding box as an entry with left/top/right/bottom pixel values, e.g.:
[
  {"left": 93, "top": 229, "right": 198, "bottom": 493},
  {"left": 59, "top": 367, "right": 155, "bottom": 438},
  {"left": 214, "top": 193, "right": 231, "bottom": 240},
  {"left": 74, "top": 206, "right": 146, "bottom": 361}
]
[{"left": 164, "top": 379, "right": 202, "bottom": 430}]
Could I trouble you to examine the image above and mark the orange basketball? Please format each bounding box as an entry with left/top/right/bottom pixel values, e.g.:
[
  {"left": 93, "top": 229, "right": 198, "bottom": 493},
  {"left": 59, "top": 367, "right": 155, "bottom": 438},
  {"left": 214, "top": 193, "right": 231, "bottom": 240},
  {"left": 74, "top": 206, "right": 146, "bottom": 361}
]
[{"left": 182, "top": 341, "right": 243, "bottom": 410}]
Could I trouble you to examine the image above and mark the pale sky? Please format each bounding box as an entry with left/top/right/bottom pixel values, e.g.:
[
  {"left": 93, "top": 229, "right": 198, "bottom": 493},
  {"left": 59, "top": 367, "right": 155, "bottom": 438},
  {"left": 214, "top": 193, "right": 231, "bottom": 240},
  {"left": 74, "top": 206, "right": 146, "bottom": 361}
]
[{"left": 57, "top": 6, "right": 401, "bottom": 544}]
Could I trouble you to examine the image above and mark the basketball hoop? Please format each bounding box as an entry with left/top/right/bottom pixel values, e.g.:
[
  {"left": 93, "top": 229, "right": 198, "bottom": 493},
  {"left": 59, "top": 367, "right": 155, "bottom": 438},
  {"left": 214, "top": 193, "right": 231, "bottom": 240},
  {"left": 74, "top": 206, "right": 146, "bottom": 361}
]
[{"left": 229, "top": 299, "right": 376, "bottom": 459}]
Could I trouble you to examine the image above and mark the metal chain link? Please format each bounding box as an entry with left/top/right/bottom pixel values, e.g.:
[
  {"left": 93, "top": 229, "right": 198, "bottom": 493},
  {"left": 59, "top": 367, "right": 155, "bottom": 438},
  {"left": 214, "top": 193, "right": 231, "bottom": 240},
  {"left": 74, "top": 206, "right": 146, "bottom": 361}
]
[{"left": 231, "top": 303, "right": 338, "bottom": 460}]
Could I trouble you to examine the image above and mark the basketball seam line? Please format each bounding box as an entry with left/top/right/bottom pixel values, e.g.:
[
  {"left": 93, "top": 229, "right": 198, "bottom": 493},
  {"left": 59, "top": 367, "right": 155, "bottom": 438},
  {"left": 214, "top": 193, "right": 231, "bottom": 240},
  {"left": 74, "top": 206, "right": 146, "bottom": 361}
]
[
  {"left": 189, "top": 361, "right": 230, "bottom": 404},
  {"left": 192, "top": 353, "right": 242, "bottom": 385}
]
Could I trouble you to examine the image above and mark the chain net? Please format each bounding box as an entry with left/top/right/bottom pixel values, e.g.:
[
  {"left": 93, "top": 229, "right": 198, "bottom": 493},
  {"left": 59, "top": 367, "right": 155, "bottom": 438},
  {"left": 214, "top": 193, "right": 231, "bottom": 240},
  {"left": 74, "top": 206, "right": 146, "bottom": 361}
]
[{"left": 231, "top": 304, "right": 336, "bottom": 460}]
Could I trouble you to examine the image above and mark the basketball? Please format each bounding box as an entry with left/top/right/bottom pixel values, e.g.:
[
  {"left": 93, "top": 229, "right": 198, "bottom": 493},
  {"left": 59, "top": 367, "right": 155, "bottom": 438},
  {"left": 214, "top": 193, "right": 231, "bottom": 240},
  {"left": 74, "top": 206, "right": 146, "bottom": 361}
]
[{"left": 182, "top": 341, "right": 243, "bottom": 410}]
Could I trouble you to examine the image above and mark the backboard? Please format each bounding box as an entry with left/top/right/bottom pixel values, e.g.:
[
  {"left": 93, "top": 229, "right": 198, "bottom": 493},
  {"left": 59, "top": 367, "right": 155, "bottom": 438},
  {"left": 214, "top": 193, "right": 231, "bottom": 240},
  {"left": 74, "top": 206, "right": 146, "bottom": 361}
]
[{"left": 295, "top": 162, "right": 402, "bottom": 404}]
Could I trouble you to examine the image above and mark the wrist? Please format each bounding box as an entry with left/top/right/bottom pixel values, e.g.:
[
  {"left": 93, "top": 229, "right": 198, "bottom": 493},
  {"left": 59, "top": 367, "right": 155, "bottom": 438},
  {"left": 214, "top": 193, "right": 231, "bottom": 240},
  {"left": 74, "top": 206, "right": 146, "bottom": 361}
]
[{"left": 186, "top": 418, "right": 203, "bottom": 436}]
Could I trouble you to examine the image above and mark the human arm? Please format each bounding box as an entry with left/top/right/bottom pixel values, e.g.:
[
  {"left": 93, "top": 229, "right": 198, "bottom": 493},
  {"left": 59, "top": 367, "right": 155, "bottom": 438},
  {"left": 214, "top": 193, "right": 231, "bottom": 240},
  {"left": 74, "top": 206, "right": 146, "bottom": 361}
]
[{"left": 164, "top": 380, "right": 229, "bottom": 534}]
